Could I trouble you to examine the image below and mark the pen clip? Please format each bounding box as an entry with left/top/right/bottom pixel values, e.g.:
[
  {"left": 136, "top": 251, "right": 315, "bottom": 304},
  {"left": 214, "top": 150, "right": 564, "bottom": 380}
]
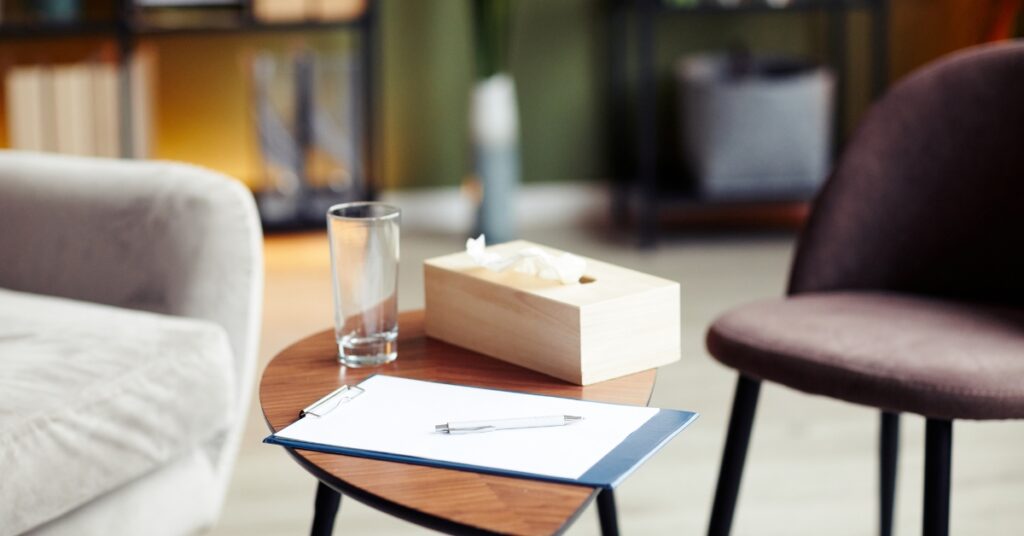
[{"left": 301, "top": 385, "right": 365, "bottom": 418}]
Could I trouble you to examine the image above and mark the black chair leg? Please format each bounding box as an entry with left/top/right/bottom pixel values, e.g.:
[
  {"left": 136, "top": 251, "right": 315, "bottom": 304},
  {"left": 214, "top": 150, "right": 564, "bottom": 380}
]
[
  {"left": 708, "top": 375, "right": 762, "bottom": 536},
  {"left": 311, "top": 481, "right": 342, "bottom": 536},
  {"left": 597, "top": 488, "right": 620, "bottom": 536},
  {"left": 880, "top": 411, "right": 900, "bottom": 536},
  {"left": 923, "top": 419, "right": 952, "bottom": 536}
]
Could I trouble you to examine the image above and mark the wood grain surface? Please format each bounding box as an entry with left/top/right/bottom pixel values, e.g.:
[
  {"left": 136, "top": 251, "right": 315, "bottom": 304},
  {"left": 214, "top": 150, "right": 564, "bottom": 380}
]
[{"left": 260, "top": 310, "right": 657, "bottom": 535}]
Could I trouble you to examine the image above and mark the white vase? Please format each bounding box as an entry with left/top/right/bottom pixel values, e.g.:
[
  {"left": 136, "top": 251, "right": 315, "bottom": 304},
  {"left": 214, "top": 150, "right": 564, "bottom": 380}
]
[{"left": 470, "top": 73, "right": 520, "bottom": 243}]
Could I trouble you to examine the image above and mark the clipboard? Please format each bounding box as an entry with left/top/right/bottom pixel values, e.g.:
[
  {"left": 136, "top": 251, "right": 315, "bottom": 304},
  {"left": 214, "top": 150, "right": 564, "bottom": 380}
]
[{"left": 264, "top": 375, "right": 698, "bottom": 489}]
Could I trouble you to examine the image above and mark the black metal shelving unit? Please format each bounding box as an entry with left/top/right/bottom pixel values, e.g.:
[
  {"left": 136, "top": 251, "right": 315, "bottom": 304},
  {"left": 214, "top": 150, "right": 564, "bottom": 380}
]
[
  {"left": 0, "top": 21, "right": 119, "bottom": 39},
  {"left": 0, "top": 0, "right": 378, "bottom": 230},
  {"left": 608, "top": 0, "right": 889, "bottom": 247}
]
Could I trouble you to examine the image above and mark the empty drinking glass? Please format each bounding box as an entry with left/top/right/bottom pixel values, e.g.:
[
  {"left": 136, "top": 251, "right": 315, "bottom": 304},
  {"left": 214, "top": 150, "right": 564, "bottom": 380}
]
[{"left": 327, "top": 202, "right": 400, "bottom": 367}]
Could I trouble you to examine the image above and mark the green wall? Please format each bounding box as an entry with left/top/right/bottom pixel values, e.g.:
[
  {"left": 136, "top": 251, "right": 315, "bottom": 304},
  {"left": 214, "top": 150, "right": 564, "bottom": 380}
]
[
  {"left": 381, "top": 1, "right": 472, "bottom": 190},
  {"left": 380, "top": 1, "right": 873, "bottom": 189}
]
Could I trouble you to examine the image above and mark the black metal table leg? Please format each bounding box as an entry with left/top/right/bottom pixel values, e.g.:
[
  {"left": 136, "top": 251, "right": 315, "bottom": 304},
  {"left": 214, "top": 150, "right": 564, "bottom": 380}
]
[
  {"left": 880, "top": 411, "right": 900, "bottom": 536},
  {"left": 923, "top": 419, "right": 952, "bottom": 536},
  {"left": 708, "top": 375, "right": 762, "bottom": 536},
  {"left": 311, "top": 481, "right": 342, "bottom": 536},
  {"left": 597, "top": 488, "right": 620, "bottom": 536}
]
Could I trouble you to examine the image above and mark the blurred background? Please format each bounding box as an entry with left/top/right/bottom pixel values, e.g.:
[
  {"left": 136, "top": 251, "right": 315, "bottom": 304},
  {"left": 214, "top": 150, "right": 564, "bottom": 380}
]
[
  {"left": 5, "top": 0, "right": 1020, "bottom": 228},
  {"left": 4, "top": 0, "right": 1023, "bottom": 534}
]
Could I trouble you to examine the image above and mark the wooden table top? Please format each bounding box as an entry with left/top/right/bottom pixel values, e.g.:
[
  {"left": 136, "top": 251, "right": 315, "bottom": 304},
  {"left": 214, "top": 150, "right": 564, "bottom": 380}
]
[{"left": 260, "top": 310, "right": 657, "bottom": 536}]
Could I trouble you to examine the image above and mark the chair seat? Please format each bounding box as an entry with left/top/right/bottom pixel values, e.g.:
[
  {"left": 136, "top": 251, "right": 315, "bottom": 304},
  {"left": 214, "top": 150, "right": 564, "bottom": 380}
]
[
  {"left": 707, "top": 291, "right": 1024, "bottom": 420},
  {"left": 0, "top": 288, "right": 234, "bottom": 535}
]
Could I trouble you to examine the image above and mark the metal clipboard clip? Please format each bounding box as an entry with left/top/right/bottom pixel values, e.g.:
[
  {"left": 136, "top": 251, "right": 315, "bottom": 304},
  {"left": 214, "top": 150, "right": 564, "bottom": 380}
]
[{"left": 300, "top": 385, "right": 365, "bottom": 418}]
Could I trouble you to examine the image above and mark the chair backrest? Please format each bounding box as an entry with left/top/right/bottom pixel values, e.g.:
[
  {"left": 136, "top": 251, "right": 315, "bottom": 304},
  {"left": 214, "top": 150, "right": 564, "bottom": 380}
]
[{"left": 788, "top": 41, "right": 1024, "bottom": 306}]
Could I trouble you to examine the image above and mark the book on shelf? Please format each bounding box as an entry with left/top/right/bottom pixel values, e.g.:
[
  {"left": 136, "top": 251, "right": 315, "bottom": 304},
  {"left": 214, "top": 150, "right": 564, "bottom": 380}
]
[
  {"left": 5, "top": 66, "right": 55, "bottom": 152},
  {"left": 253, "top": 0, "right": 365, "bottom": 23},
  {"left": 308, "top": 0, "right": 365, "bottom": 21},
  {"left": 253, "top": 0, "right": 304, "bottom": 22},
  {"left": 91, "top": 63, "right": 121, "bottom": 158},
  {"left": 53, "top": 64, "right": 93, "bottom": 156},
  {"left": 250, "top": 46, "right": 364, "bottom": 224},
  {"left": 4, "top": 50, "right": 155, "bottom": 158},
  {"left": 130, "top": 46, "right": 157, "bottom": 159},
  {"left": 310, "top": 49, "right": 362, "bottom": 194},
  {"left": 250, "top": 47, "right": 363, "bottom": 193}
]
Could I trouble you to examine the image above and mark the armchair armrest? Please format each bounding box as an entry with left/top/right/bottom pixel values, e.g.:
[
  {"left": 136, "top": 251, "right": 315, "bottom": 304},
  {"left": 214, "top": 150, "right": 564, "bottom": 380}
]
[
  {"left": 0, "top": 151, "right": 262, "bottom": 402},
  {"left": 0, "top": 151, "right": 265, "bottom": 527}
]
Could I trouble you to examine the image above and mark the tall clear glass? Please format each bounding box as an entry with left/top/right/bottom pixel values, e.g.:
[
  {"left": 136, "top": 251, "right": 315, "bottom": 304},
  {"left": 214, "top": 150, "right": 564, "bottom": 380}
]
[{"left": 327, "top": 202, "right": 400, "bottom": 367}]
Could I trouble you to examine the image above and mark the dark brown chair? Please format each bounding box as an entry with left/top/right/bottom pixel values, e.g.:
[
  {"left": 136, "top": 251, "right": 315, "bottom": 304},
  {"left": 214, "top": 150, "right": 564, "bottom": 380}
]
[{"left": 705, "top": 41, "right": 1024, "bottom": 536}]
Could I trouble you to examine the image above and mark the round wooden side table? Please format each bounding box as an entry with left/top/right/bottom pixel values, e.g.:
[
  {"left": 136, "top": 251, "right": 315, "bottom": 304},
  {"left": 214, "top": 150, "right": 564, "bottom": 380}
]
[{"left": 260, "top": 310, "right": 657, "bottom": 535}]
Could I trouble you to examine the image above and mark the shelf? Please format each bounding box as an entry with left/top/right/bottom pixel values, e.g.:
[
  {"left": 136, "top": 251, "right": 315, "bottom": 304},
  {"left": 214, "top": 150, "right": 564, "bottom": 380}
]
[
  {"left": 257, "top": 187, "right": 365, "bottom": 233},
  {"left": 0, "top": 2, "right": 378, "bottom": 231},
  {"left": 657, "top": 189, "right": 817, "bottom": 208},
  {"left": 656, "top": 0, "right": 878, "bottom": 14},
  {"left": 131, "top": 17, "right": 365, "bottom": 36},
  {"left": 611, "top": 0, "right": 888, "bottom": 245},
  {"left": 622, "top": 180, "right": 817, "bottom": 207},
  {"left": 0, "top": 21, "right": 118, "bottom": 40},
  {"left": 0, "top": 16, "right": 365, "bottom": 41}
]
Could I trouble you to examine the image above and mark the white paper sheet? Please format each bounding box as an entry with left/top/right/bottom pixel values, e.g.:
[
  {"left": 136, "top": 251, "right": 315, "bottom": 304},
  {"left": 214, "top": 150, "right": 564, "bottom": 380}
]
[{"left": 273, "top": 375, "right": 659, "bottom": 480}]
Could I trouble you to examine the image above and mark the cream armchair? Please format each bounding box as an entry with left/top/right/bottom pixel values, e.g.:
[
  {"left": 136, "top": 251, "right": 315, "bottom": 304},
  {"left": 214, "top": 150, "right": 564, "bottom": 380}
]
[{"left": 0, "top": 152, "right": 263, "bottom": 535}]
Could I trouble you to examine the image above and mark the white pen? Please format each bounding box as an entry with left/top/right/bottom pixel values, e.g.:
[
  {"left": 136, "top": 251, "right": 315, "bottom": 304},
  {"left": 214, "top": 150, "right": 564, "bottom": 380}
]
[{"left": 435, "top": 415, "right": 584, "bottom": 434}]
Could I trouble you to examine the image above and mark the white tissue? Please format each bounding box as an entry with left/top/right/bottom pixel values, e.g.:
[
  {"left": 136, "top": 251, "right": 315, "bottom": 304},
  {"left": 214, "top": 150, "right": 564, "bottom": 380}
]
[{"left": 466, "top": 235, "right": 587, "bottom": 285}]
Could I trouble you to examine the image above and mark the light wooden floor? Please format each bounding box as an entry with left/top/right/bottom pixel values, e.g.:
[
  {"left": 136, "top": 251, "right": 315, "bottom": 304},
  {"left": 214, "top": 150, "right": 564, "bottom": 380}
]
[{"left": 210, "top": 227, "right": 1024, "bottom": 535}]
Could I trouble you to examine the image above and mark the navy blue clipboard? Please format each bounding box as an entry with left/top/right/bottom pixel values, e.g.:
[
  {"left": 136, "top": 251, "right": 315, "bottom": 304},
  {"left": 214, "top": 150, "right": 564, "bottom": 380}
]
[{"left": 264, "top": 376, "right": 698, "bottom": 489}]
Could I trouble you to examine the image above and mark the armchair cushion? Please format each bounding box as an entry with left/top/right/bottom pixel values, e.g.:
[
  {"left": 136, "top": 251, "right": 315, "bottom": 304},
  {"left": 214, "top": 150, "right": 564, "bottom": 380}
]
[
  {"left": 0, "top": 288, "right": 234, "bottom": 535},
  {"left": 707, "top": 291, "right": 1024, "bottom": 420}
]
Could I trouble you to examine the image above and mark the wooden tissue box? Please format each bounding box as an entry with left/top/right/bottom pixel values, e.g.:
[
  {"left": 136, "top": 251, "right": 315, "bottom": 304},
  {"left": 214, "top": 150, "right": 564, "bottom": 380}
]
[{"left": 423, "top": 240, "right": 680, "bottom": 385}]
